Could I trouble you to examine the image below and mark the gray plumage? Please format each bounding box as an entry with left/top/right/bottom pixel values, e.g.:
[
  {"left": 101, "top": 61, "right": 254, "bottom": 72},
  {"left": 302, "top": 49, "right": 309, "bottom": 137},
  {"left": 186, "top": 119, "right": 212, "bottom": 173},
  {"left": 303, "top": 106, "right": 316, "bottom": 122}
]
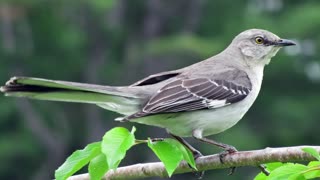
[{"left": 0, "top": 29, "right": 296, "bottom": 138}]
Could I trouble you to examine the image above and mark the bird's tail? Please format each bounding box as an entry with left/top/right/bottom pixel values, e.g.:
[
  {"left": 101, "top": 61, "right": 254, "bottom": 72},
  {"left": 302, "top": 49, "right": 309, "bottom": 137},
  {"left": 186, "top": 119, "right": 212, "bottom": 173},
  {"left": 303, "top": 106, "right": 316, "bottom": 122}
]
[{"left": 0, "top": 77, "right": 143, "bottom": 115}]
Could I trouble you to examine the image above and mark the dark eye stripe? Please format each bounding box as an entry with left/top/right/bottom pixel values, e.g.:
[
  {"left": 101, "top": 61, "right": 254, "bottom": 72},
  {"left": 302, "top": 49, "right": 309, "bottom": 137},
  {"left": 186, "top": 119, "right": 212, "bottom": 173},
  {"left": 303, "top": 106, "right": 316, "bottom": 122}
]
[{"left": 262, "top": 38, "right": 278, "bottom": 46}]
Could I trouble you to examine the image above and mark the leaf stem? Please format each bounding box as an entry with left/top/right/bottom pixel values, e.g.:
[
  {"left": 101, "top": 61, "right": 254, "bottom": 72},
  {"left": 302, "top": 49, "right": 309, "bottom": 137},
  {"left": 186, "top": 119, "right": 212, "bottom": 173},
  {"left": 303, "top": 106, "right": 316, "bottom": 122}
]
[
  {"left": 301, "top": 165, "right": 320, "bottom": 174},
  {"left": 134, "top": 139, "right": 148, "bottom": 145}
]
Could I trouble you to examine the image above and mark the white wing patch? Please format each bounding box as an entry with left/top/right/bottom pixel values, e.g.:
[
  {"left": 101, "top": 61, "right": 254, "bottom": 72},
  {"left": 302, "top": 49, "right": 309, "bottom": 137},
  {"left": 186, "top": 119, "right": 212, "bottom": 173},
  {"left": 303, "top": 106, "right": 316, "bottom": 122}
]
[{"left": 203, "top": 99, "right": 229, "bottom": 108}]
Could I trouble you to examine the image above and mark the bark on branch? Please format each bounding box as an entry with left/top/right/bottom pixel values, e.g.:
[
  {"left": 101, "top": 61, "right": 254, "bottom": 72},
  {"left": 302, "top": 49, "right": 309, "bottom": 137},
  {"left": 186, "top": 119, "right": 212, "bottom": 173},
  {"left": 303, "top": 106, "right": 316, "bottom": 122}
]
[{"left": 68, "top": 145, "right": 320, "bottom": 180}]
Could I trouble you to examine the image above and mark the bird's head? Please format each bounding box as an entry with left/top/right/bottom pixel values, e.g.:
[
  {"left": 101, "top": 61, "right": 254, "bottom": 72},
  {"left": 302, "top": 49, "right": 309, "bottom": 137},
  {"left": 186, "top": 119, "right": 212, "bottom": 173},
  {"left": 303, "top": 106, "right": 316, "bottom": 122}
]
[{"left": 230, "top": 29, "right": 296, "bottom": 65}]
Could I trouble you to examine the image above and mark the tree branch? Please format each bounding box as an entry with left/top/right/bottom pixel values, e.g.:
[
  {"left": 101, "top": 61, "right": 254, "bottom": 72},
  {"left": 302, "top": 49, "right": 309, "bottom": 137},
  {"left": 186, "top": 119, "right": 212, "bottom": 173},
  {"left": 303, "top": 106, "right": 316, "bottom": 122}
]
[{"left": 67, "top": 145, "right": 320, "bottom": 179}]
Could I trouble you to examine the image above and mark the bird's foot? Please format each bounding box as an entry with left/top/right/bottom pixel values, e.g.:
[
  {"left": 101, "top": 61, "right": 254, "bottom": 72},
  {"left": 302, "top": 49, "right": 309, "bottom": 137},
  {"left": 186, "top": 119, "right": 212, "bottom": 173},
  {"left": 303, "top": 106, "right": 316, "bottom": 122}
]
[
  {"left": 190, "top": 150, "right": 204, "bottom": 179},
  {"left": 218, "top": 146, "right": 269, "bottom": 176},
  {"left": 218, "top": 145, "right": 238, "bottom": 175},
  {"left": 193, "top": 169, "right": 205, "bottom": 179},
  {"left": 218, "top": 145, "right": 237, "bottom": 163},
  {"left": 192, "top": 149, "right": 203, "bottom": 160}
]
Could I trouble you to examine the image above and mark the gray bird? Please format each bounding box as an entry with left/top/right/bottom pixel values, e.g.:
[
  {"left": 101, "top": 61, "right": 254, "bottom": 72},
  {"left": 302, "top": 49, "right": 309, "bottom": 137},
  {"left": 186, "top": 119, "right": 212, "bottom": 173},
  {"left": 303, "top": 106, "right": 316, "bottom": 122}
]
[{"left": 0, "top": 29, "right": 295, "bottom": 161}]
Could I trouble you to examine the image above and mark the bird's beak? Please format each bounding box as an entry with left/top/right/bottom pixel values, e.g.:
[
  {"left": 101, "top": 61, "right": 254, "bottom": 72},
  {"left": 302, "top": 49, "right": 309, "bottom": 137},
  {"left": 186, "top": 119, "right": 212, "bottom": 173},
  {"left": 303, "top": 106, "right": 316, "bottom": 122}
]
[{"left": 274, "top": 39, "right": 296, "bottom": 46}]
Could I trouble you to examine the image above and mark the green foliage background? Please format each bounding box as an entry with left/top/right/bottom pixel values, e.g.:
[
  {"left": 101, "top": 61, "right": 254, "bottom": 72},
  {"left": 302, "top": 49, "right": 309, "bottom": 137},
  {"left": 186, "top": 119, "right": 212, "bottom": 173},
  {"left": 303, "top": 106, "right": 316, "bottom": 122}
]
[{"left": 0, "top": 0, "right": 319, "bottom": 179}]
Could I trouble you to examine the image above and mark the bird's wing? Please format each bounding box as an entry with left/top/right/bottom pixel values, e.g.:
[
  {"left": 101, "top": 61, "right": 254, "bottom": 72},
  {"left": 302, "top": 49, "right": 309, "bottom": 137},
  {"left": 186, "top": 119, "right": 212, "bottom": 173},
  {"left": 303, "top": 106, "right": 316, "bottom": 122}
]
[{"left": 126, "top": 77, "right": 251, "bottom": 119}]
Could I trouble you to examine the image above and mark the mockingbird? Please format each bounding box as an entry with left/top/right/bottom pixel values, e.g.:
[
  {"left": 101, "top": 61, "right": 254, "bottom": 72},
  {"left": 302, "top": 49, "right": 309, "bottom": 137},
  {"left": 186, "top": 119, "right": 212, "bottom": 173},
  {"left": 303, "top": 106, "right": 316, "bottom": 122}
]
[{"left": 1, "top": 29, "right": 295, "bottom": 164}]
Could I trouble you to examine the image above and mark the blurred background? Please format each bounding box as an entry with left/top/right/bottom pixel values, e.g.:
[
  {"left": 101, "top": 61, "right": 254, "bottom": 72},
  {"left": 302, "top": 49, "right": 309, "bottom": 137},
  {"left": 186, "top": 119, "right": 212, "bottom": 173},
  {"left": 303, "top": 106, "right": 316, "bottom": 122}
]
[{"left": 0, "top": 0, "right": 319, "bottom": 179}]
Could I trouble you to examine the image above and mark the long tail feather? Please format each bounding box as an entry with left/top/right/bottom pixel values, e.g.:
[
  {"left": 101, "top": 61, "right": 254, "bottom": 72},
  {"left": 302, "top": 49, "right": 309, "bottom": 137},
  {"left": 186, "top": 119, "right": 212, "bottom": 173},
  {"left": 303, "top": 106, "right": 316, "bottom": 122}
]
[{"left": 1, "top": 77, "right": 142, "bottom": 115}]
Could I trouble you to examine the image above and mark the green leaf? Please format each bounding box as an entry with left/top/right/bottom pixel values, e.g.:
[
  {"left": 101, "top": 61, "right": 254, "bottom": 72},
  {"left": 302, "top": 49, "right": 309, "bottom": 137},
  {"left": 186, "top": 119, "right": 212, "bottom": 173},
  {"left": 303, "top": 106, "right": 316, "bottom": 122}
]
[
  {"left": 254, "top": 172, "right": 268, "bottom": 180},
  {"left": 165, "top": 139, "right": 197, "bottom": 170},
  {"left": 266, "top": 162, "right": 285, "bottom": 171},
  {"left": 287, "top": 173, "right": 306, "bottom": 180},
  {"left": 148, "top": 138, "right": 184, "bottom": 177},
  {"left": 307, "top": 161, "right": 320, "bottom": 168},
  {"left": 268, "top": 164, "right": 308, "bottom": 180},
  {"left": 55, "top": 142, "right": 101, "bottom": 180},
  {"left": 254, "top": 162, "right": 284, "bottom": 180},
  {"left": 101, "top": 127, "right": 136, "bottom": 170},
  {"left": 304, "top": 161, "right": 320, "bottom": 179},
  {"left": 302, "top": 147, "right": 320, "bottom": 161},
  {"left": 88, "top": 154, "right": 109, "bottom": 180}
]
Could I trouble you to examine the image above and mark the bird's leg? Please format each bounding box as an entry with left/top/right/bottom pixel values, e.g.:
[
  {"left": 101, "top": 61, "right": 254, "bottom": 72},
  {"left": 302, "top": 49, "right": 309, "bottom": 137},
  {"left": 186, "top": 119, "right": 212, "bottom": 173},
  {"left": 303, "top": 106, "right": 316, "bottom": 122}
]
[
  {"left": 194, "top": 136, "right": 238, "bottom": 175},
  {"left": 169, "top": 133, "right": 204, "bottom": 179},
  {"left": 192, "top": 131, "right": 237, "bottom": 159},
  {"left": 192, "top": 130, "right": 237, "bottom": 175},
  {"left": 170, "top": 133, "right": 203, "bottom": 159}
]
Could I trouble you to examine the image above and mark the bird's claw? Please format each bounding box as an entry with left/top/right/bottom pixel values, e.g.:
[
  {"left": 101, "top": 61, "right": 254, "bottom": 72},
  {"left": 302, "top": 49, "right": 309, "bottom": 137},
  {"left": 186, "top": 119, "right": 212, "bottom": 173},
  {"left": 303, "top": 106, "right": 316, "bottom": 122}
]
[
  {"left": 218, "top": 146, "right": 238, "bottom": 163},
  {"left": 193, "top": 150, "right": 203, "bottom": 160},
  {"left": 189, "top": 150, "right": 204, "bottom": 179},
  {"left": 193, "top": 170, "right": 205, "bottom": 179},
  {"left": 218, "top": 146, "right": 238, "bottom": 175}
]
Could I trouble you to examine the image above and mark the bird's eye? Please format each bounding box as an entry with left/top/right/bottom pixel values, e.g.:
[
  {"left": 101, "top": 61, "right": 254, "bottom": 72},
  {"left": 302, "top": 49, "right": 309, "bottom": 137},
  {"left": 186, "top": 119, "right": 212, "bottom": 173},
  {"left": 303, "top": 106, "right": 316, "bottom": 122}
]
[{"left": 255, "top": 37, "right": 264, "bottom": 44}]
